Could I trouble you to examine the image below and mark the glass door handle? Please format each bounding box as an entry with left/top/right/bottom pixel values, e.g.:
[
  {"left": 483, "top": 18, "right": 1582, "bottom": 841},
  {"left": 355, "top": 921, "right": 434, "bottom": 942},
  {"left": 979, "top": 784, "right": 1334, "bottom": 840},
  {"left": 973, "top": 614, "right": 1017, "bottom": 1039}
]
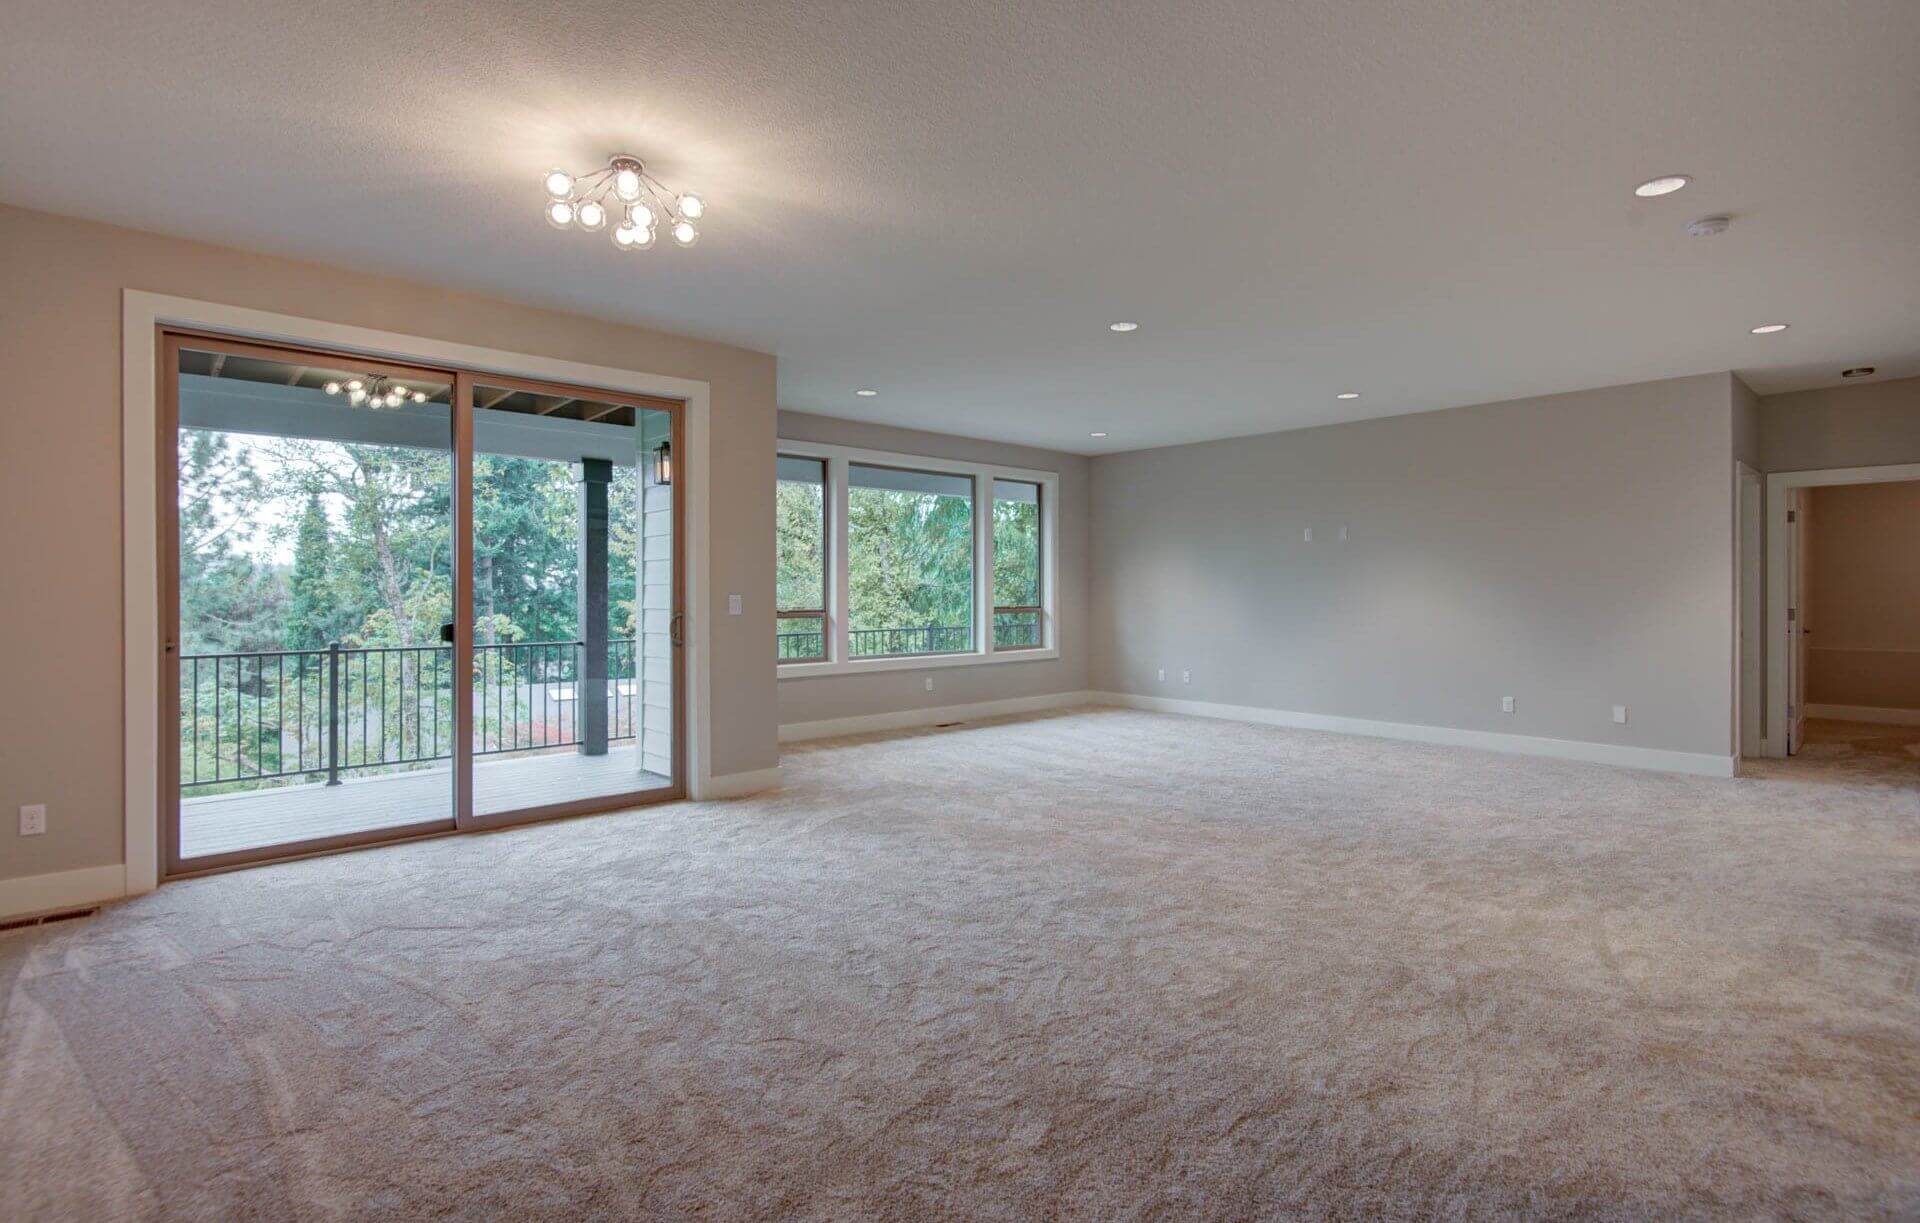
[
  {"left": 669, "top": 613, "right": 684, "bottom": 647},
  {"left": 440, "top": 622, "right": 456, "bottom": 644}
]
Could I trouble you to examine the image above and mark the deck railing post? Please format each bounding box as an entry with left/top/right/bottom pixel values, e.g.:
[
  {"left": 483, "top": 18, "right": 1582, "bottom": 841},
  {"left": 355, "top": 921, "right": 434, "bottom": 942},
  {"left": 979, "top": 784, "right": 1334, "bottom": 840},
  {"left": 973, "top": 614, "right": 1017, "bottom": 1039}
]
[{"left": 326, "top": 642, "right": 342, "bottom": 786}]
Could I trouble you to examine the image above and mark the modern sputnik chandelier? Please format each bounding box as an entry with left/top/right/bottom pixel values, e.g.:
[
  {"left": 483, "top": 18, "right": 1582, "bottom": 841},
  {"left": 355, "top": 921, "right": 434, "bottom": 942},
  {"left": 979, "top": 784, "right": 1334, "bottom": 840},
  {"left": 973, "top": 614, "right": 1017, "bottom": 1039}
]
[
  {"left": 542, "top": 154, "right": 705, "bottom": 252},
  {"left": 323, "top": 375, "right": 427, "bottom": 408}
]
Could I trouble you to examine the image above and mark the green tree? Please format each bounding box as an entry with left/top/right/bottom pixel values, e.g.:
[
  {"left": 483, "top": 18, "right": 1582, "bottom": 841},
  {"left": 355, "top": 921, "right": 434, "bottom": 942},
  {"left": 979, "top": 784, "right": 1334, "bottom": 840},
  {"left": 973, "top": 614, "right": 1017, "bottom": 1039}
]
[
  {"left": 177, "top": 429, "right": 284, "bottom": 654},
  {"left": 283, "top": 486, "right": 337, "bottom": 650}
]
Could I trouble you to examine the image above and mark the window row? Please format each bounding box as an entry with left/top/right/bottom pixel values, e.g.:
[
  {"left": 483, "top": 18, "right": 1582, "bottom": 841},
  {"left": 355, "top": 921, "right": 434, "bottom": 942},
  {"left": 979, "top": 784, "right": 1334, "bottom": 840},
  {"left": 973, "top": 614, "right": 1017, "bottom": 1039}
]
[{"left": 776, "top": 445, "right": 1051, "bottom": 669}]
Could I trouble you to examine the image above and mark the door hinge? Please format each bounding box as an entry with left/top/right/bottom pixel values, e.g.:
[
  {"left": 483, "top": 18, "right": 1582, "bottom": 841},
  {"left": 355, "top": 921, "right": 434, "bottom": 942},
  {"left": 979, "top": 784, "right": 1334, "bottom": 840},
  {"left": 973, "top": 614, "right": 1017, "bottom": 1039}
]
[
  {"left": 1788, "top": 607, "right": 1797, "bottom": 622},
  {"left": 1787, "top": 510, "right": 1797, "bottom": 523}
]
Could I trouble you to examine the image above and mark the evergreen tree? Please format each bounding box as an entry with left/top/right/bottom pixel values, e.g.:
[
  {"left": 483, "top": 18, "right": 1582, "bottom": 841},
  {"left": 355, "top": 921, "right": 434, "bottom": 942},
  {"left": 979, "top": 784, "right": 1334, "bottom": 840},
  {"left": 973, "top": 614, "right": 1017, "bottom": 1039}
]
[{"left": 284, "top": 487, "right": 335, "bottom": 649}]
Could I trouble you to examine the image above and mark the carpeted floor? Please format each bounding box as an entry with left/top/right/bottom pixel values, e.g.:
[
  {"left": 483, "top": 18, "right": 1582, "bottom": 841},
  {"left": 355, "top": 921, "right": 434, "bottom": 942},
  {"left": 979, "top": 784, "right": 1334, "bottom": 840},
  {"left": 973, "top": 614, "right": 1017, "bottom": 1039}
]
[{"left": 3, "top": 707, "right": 1917, "bottom": 1218}]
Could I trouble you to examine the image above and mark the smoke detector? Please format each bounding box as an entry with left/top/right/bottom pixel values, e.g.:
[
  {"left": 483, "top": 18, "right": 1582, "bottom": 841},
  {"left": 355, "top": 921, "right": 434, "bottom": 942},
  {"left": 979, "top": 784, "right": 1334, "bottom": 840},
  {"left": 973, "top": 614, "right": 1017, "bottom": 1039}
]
[{"left": 1685, "top": 214, "right": 1732, "bottom": 238}]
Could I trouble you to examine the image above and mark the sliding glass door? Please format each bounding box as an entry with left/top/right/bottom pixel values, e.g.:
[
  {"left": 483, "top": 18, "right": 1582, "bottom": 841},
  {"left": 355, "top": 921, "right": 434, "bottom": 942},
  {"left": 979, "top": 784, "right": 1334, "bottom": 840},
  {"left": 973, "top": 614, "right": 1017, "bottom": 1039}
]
[
  {"left": 162, "top": 333, "right": 683, "bottom": 876},
  {"left": 465, "top": 376, "right": 680, "bottom": 820},
  {"left": 163, "top": 334, "right": 458, "bottom": 872}
]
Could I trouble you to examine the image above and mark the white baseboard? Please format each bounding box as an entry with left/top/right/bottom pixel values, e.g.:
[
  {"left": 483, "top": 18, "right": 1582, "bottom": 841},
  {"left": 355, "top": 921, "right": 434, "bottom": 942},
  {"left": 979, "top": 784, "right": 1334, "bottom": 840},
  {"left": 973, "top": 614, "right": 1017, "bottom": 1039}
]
[
  {"left": 696, "top": 765, "right": 784, "bottom": 800},
  {"left": 779, "top": 690, "right": 1096, "bottom": 744},
  {"left": 1805, "top": 703, "right": 1920, "bottom": 726},
  {"left": 0, "top": 863, "right": 127, "bottom": 923},
  {"left": 1090, "top": 692, "right": 1736, "bottom": 778}
]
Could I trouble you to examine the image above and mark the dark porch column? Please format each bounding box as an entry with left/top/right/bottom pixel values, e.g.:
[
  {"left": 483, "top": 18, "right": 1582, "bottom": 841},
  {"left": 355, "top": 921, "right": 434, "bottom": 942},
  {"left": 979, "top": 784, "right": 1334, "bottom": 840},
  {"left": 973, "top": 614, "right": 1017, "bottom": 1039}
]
[{"left": 576, "top": 458, "right": 611, "bottom": 756}]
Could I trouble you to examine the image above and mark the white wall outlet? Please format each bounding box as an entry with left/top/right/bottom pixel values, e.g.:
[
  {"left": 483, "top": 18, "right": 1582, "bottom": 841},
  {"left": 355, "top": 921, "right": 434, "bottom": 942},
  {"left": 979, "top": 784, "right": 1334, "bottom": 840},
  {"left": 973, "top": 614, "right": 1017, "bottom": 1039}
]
[
  {"left": 1501, "top": 696, "right": 1515, "bottom": 713},
  {"left": 1302, "top": 527, "right": 1313, "bottom": 542},
  {"left": 1157, "top": 668, "right": 1166, "bottom": 682},
  {"left": 19, "top": 804, "right": 46, "bottom": 836},
  {"left": 1612, "top": 705, "right": 1628, "bottom": 724},
  {"left": 1182, "top": 669, "right": 1192, "bottom": 684},
  {"left": 727, "top": 593, "right": 742, "bottom": 616},
  {"left": 924, "top": 677, "right": 934, "bottom": 692}
]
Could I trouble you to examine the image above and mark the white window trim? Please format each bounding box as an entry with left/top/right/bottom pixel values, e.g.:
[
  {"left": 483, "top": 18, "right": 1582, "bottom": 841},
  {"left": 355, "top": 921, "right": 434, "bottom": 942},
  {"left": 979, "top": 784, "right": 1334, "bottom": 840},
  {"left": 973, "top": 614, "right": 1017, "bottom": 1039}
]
[{"left": 776, "top": 438, "right": 1060, "bottom": 679}]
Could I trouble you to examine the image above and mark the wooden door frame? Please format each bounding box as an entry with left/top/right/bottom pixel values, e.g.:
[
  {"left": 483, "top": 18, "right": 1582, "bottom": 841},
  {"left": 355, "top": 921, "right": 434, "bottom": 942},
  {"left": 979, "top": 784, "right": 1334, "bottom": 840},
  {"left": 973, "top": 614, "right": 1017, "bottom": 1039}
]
[
  {"left": 130, "top": 290, "right": 714, "bottom": 893},
  {"left": 1763, "top": 461, "right": 1920, "bottom": 757}
]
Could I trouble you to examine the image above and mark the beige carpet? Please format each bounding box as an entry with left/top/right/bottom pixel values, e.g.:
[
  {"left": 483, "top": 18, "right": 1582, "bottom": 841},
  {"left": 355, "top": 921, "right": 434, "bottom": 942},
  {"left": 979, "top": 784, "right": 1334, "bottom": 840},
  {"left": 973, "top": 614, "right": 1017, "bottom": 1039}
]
[{"left": 3, "top": 707, "right": 1916, "bottom": 1219}]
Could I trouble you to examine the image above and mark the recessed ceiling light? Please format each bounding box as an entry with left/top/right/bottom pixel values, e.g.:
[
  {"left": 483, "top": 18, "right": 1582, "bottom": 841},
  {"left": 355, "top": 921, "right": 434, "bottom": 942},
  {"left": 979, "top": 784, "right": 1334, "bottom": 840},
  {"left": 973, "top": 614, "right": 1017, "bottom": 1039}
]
[
  {"left": 1336, "top": 391, "right": 1361, "bottom": 400},
  {"left": 855, "top": 388, "right": 877, "bottom": 396},
  {"left": 1841, "top": 367, "right": 1876, "bottom": 379},
  {"left": 1633, "top": 174, "right": 1691, "bottom": 198},
  {"left": 1089, "top": 431, "right": 1108, "bottom": 438},
  {"left": 1750, "top": 323, "right": 1789, "bottom": 334},
  {"left": 1108, "top": 322, "right": 1139, "bottom": 332}
]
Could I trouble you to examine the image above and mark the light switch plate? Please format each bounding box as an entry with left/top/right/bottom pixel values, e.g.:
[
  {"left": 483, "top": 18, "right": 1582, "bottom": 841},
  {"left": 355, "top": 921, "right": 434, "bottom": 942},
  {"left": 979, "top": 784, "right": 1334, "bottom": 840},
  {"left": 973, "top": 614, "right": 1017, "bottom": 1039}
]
[
  {"left": 727, "top": 593, "right": 742, "bottom": 616},
  {"left": 1501, "top": 696, "right": 1515, "bottom": 713},
  {"left": 1612, "top": 705, "right": 1628, "bottom": 724}
]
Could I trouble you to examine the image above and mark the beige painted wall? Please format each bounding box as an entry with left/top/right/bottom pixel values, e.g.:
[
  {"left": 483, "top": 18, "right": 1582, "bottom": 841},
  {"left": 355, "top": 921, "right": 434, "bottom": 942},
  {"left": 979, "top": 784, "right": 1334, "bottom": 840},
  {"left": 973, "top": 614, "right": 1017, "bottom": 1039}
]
[
  {"left": 0, "top": 204, "right": 779, "bottom": 883},
  {"left": 1759, "top": 376, "right": 1920, "bottom": 473},
  {"left": 774, "top": 411, "right": 1090, "bottom": 726},
  {"left": 1088, "top": 374, "right": 1737, "bottom": 758},
  {"left": 1806, "top": 480, "right": 1920, "bottom": 711}
]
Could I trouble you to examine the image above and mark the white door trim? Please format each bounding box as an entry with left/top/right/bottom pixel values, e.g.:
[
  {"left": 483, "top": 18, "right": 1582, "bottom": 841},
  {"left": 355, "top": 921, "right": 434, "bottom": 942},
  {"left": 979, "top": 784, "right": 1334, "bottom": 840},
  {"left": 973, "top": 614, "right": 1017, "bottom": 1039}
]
[
  {"left": 1734, "top": 461, "right": 1763, "bottom": 757},
  {"left": 1762, "top": 461, "right": 1920, "bottom": 758},
  {"left": 122, "top": 290, "right": 715, "bottom": 898}
]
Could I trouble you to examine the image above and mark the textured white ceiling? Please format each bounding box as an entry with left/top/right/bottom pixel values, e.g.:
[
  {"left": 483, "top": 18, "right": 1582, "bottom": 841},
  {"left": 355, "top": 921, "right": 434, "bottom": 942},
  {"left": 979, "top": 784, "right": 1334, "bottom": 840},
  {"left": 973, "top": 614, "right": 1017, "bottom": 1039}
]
[{"left": 4, "top": 1, "right": 1916, "bottom": 453}]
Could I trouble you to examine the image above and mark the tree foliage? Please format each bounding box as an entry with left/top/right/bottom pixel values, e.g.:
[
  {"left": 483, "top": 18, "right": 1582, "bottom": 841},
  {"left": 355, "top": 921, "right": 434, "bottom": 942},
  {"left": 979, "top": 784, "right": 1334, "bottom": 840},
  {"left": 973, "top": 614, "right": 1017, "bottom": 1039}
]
[{"left": 179, "top": 432, "right": 640, "bottom": 653}]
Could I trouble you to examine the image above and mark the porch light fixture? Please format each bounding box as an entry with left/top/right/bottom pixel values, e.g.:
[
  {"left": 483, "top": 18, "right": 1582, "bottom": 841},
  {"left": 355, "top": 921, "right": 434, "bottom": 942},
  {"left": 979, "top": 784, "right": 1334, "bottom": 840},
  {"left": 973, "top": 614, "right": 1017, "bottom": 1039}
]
[
  {"left": 652, "top": 441, "right": 673, "bottom": 486},
  {"left": 543, "top": 154, "right": 704, "bottom": 252},
  {"left": 323, "top": 375, "right": 426, "bottom": 409}
]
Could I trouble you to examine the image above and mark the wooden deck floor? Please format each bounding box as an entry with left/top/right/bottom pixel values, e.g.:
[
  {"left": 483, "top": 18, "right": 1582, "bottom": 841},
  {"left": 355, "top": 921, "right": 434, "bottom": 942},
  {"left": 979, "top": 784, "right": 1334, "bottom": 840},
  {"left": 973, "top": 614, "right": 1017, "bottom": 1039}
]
[{"left": 181, "top": 747, "right": 670, "bottom": 860}]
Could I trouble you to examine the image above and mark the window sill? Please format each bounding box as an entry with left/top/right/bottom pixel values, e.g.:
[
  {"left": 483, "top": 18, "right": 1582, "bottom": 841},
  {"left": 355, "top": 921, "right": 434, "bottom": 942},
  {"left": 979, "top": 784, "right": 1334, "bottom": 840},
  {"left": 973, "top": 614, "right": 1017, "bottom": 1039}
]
[{"left": 778, "top": 647, "right": 1060, "bottom": 680}]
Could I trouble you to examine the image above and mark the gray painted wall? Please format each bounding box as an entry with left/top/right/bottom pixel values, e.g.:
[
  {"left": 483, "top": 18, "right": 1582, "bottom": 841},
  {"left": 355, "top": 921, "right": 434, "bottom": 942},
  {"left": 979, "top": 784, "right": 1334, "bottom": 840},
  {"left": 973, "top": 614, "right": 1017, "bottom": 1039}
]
[
  {"left": 0, "top": 204, "right": 780, "bottom": 884},
  {"left": 1088, "top": 374, "right": 1737, "bottom": 758},
  {"left": 775, "top": 411, "right": 1090, "bottom": 727},
  {"left": 1758, "top": 376, "right": 1920, "bottom": 472},
  {"left": 1733, "top": 376, "right": 1762, "bottom": 470}
]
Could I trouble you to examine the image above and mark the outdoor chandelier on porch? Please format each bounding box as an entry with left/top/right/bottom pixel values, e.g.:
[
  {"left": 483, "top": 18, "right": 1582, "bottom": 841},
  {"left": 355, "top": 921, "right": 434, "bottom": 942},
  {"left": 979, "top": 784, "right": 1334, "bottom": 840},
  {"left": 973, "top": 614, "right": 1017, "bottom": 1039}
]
[
  {"left": 323, "top": 376, "right": 427, "bottom": 409},
  {"left": 542, "top": 154, "right": 705, "bottom": 252}
]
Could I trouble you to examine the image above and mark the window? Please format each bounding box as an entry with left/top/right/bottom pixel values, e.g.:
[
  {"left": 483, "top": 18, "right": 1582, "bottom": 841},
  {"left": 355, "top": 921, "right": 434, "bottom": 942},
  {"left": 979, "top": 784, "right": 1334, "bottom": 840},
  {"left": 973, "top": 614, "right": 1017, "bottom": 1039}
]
[
  {"left": 993, "top": 480, "right": 1043, "bottom": 649},
  {"left": 775, "top": 455, "right": 827, "bottom": 660},
  {"left": 848, "top": 464, "right": 974, "bottom": 656},
  {"left": 774, "top": 440, "right": 1056, "bottom": 674}
]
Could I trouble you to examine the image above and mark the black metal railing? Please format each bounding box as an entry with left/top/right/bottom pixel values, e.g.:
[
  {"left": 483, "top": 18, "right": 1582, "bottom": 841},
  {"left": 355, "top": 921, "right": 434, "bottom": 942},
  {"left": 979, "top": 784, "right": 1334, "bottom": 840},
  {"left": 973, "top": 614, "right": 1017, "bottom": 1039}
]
[
  {"left": 776, "top": 612, "right": 826, "bottom": 661},
  {"left": 849, "top": 625, "right": 972, "bottom": 657},
  {"left": 777, "top": 631, "right": 826, "bottom": 660},
  {"left": 180, "top": 638, "right": 638, "bottom": 791},
  {"left": 776, "top": 620, "right": 1050, "bottom": 661},
  {"left": 993, "top": 610, "right": 1042, "bottom": 649}
]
